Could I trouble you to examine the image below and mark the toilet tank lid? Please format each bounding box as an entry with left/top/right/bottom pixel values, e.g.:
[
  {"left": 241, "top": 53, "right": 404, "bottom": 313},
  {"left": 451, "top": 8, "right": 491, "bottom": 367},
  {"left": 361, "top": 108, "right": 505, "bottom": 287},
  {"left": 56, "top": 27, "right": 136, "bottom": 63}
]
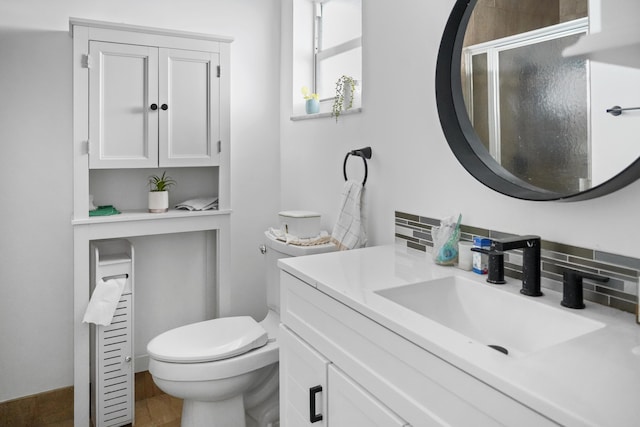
[
  {"left": 147, "top": 316, "right": 268, "bottom": 363},
  {"left": 278, "top": 210, "right": 321, "bottom": 218}
]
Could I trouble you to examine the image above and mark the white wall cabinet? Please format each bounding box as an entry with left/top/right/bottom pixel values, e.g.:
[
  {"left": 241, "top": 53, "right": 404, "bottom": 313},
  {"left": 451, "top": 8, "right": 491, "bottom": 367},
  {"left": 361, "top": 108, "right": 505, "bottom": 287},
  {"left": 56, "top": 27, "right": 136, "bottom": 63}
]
[
  {"left": 89, "top": 41, "right": 221, "bottom": 169},
  {"left": 564, "top": 0, "right": 640, "bottom": 69},
  {"left": 280, "top": 325, "right": 408, "bottom": 427},
  {"left": 279, "top": 271, "right": 558, "bottom": 427},
  {"left": 72, "top": 18, "right": 232, "bottom": 217}
]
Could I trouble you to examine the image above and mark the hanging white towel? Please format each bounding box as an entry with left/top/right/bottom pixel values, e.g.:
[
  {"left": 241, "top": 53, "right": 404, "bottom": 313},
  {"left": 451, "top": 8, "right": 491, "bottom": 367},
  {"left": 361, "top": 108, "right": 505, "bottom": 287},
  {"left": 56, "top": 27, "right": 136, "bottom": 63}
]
[
  {"left": 82, "top": 277, "right": 127, "bottom": 326},
  {"left": 331, "top": 180, "right": 367, "bottom": 251}
]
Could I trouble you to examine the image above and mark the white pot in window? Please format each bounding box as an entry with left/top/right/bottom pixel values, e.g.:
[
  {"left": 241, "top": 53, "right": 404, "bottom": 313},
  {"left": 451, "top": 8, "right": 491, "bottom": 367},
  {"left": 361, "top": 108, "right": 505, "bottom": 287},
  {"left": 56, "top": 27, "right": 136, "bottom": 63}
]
[{"left": 345, "top": 79, "right": 360, "bottom": 109}]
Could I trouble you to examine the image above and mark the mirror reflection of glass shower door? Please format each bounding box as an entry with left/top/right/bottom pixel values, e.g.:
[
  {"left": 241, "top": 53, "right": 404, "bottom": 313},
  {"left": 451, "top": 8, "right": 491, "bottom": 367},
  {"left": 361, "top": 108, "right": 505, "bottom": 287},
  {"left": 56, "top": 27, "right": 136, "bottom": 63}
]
[
  {"left": 470, "top": 53, "right": 491, "bottom": 153},
  {"left": 498, "top": 33, "right": 588, "bottom": 193}
]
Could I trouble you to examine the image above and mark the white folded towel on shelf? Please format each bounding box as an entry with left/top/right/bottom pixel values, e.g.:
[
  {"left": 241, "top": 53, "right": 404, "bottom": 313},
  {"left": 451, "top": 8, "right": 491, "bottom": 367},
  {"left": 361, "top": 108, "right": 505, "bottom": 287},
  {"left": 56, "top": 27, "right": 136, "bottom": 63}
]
[
  {"left": 331, "top": 180, "right": 367, "bottom": 251},
  {"left": 82, "top": 277, "right": 126, "bottom": 326},
  {"left": 175, "top": 197, "right": 218, "bottom": 211}
]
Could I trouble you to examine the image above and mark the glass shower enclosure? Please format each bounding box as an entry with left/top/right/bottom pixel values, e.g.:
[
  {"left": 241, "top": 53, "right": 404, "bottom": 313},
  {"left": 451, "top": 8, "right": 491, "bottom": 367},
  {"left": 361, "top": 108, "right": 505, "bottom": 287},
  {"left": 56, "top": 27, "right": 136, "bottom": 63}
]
[{"left": 462, "top": 19, "right": 589, "bottom": 193}]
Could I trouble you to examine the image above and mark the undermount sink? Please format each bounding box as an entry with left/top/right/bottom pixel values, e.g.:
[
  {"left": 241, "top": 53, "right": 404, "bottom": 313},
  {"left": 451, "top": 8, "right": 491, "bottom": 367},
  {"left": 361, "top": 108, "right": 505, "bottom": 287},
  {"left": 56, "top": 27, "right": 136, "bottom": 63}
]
[{"left": 375, "top": 275, "right": 605, "bottom": 357}]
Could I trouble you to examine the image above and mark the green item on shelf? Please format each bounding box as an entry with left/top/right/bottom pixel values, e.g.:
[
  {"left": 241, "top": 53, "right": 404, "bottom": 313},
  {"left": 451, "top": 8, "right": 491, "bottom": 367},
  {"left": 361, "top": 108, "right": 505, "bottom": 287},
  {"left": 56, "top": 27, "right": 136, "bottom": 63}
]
[{"left": 89, "top": 205, "right": 121, "bottom": 216}]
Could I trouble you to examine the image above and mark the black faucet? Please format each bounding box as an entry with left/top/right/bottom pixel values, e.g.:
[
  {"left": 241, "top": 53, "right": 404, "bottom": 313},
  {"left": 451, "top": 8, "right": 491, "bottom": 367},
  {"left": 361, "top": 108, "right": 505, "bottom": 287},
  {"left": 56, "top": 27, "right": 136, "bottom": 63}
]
[
  {"left": 491, "top": 235, "right": 542, "bottom": 297},
  {"left": 560, "top": 268, "right": 609, "bottom": 309}
]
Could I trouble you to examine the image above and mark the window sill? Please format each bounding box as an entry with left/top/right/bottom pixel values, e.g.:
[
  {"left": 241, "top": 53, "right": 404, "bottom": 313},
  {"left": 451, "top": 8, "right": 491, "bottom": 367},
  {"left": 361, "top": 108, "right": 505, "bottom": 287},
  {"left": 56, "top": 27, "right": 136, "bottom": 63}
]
[{"left": 290, "top": 107, "right": 362, "bottom": 121}]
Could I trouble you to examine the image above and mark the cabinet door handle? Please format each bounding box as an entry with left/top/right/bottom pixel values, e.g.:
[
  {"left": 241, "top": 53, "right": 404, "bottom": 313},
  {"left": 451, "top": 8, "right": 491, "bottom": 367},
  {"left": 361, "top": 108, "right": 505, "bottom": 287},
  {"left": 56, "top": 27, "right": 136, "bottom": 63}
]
[
  {"left": 150, "top": 103, "right": 158, "bottom": 111},
  {"left": 161, "top": 103, "right": 168, "bottom": 111},
  {"left": 309, "top": 385, "right": 323, "bottom": 423}
]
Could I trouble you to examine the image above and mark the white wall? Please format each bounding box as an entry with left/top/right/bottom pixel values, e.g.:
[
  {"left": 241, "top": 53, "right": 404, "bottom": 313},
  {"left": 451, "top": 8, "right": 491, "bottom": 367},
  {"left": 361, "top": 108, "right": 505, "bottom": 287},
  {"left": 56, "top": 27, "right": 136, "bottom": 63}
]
[
  {"left": 0, "top": 0, "right": 281, "bottom": 402},
  {"left": 280, "top": 0, "right": 640, "bottom": 259}
]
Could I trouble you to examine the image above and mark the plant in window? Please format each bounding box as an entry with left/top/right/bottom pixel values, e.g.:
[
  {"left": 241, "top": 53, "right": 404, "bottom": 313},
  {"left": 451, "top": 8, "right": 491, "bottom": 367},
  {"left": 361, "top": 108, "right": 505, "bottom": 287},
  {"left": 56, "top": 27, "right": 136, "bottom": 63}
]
[
  {"left": 301, "top": 86, "right": 319, "bottom": 101},
  {"left": 331, "top": 75, "right": 356, "bottom": 122},
  {"left": 301, "top": 86, "right": 320, "bottom": 114}
]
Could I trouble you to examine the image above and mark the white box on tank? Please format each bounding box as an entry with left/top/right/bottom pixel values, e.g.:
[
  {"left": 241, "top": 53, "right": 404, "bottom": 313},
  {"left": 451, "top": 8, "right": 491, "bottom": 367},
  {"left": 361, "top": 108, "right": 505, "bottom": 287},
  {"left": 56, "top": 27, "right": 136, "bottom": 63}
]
[{"left": 278, "top": 210, "right": 321, "bottom": 238}]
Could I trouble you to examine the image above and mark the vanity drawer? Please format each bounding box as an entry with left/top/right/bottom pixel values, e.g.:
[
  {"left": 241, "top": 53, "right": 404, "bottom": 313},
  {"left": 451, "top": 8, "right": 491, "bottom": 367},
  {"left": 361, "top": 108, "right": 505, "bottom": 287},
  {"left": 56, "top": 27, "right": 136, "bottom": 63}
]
[{"left": 280, "top": 271, "right": 558, "bottom": 427}]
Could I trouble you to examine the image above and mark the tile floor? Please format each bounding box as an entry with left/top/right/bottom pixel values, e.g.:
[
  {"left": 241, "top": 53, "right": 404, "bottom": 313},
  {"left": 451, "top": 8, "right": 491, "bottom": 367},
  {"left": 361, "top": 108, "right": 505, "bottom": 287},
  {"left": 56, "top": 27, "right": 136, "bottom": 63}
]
[
  {"left": 133, "top": 393, "right": 182, "bottom": 427},
  {"left": 130, "top": 371, "right": 183, "bottom": 427}
]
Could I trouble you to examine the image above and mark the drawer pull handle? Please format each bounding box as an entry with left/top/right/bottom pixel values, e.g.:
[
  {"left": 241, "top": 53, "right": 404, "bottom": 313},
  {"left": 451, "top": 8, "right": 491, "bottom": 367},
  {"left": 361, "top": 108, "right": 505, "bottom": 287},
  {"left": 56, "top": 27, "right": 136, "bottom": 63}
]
[{"left": 309, "top": 385, "right": 323, "bottom": 423}]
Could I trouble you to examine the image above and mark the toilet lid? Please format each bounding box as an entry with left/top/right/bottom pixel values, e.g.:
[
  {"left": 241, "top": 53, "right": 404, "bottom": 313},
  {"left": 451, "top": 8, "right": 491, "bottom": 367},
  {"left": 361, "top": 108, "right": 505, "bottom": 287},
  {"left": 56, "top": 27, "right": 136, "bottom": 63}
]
[{"left": 147, "top": 316, "right": 269, "bottom": 363}]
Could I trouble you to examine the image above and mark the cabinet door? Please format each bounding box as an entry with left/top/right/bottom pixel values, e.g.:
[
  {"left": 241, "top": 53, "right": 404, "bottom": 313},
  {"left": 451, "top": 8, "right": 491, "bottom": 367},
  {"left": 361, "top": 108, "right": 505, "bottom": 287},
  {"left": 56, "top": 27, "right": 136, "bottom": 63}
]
[
  {"left": 158, "top": 48, "right": 220, "bottom": 167},
  {"left": 89, "top": 41, "right": 159, "bottom": 169},
  {"left": 95, "top": 293, "right": 134, "bottom": 426},
  {"left": 328, "top": 365, "right": 408, "bottom": 427},
  {"left": 280, "top": 325, "right": 329, "bottom": 426}
]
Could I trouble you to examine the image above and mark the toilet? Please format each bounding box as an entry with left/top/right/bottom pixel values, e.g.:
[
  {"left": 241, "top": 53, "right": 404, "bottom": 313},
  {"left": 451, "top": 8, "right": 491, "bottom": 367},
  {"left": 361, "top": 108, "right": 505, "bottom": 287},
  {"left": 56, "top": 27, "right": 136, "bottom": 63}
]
[{"left": 147, "top": 230, "right": 336, "bottom": 427}]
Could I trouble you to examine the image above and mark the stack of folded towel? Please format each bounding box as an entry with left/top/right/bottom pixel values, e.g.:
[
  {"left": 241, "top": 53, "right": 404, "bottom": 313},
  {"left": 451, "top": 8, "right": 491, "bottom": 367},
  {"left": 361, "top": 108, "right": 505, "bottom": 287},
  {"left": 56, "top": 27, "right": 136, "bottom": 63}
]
[{"left": 267, "top": 228, "right": 332, "bottom": 246}]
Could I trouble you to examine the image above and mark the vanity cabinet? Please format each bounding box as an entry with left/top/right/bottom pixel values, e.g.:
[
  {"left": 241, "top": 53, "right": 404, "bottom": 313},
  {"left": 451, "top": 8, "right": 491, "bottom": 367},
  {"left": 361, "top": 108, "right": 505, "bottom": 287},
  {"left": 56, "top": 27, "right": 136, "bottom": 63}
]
[
  {"left": 280, "top": 324, "right": 408, "bottom": 426},
  {"left": 280, "top": 324, "right": 328, "bottom": 426},
  {"left": 279, "top": 270, "right": 558, "bottom": 427},
  {"left": 89, "top": 41, "right": 221, "bottom": 169},
  {"left": 327, "top": 364, "right": 407, "bottom": 427}
]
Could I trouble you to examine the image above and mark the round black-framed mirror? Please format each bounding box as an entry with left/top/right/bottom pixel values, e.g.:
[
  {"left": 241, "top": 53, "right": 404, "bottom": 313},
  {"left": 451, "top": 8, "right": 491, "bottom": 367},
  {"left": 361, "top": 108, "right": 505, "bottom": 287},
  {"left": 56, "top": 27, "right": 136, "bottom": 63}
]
[{"left": 435, "top": 0, "right": 640, "bottom": 201}]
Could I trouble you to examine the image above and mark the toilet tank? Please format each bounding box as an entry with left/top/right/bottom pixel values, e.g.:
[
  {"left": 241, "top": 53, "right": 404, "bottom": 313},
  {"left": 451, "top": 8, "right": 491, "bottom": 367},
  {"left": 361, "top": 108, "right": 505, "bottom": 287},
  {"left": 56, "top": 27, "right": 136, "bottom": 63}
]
[{"left": 264, "top": 231, "right": 336, "bottom": 313}]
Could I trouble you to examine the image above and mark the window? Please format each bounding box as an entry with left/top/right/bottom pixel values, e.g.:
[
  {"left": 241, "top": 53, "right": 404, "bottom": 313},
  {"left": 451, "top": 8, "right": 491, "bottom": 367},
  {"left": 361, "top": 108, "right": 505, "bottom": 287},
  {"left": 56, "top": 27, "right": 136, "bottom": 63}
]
[
  {"left": 292, "top": 0, "right": 362, "bottom": 116},
  {"left": 313, "top": 0, "right": 362, "bottom": 100}
]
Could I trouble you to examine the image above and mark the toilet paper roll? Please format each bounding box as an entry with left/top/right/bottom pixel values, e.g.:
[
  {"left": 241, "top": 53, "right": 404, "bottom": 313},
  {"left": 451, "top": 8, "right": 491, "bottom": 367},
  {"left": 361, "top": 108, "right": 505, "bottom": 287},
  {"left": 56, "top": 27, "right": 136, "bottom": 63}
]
[{"left": 82, "top": 277, "right": 127, "bottom": 326}]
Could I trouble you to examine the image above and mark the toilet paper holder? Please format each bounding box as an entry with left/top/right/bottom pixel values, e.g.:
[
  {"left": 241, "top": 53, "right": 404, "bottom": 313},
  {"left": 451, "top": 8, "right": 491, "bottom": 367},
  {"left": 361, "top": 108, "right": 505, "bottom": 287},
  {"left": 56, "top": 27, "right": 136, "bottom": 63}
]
[
  {"left": 102, "top": 273, "right": 129, "bottom": 281},
  {"left": 90, "top": 240, "right": 134, "bottom": 427}
]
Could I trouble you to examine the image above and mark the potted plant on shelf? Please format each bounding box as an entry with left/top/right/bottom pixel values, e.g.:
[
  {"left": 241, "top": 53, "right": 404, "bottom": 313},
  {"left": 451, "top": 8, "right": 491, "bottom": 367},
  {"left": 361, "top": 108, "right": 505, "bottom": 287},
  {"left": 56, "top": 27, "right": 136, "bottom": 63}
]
[
  {"left": 148, "top": 171, "right": 176, "bottom": 213},
  {"left": 331, "top": 75, "right": 357, "bottom": 122},
  {"left": 301, "top": 86, "right": 320, "bottom": 114}
]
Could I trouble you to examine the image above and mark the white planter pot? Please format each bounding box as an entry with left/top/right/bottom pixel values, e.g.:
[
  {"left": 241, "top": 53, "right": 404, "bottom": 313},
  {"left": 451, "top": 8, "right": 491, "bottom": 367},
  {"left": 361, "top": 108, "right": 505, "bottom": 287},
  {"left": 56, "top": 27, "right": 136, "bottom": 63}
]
[
  {"left": 343, "top": 79, "right": 360, "bottom": 110},
  {"left": 148, "top": 191, "right": 169, "bottom": 213}
]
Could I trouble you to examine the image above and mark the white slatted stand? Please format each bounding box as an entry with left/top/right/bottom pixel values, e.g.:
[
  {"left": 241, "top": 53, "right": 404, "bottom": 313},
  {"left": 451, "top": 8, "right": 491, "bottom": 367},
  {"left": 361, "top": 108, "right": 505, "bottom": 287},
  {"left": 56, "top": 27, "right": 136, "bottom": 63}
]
[{"left": 90, "top": 240, "right": 134, "bottom": 427}]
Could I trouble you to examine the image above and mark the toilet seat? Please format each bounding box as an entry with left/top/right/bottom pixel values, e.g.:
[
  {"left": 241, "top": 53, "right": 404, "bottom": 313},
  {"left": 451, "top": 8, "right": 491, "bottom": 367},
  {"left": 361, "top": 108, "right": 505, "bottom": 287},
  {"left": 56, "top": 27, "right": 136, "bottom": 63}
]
[
  {"left": 147, "top": 316, "right": 268, "bottom": 363},
  {"left": 148, "top": 311, "right": 280, "bottom": 382}
]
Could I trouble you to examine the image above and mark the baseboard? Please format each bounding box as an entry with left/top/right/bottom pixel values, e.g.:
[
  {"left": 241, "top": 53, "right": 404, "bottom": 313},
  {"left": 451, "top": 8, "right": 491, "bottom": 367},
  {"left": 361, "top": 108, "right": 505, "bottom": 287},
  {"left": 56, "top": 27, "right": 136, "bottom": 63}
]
[{"left": 135, "top": 354, "right": 150, "bottom": 373}]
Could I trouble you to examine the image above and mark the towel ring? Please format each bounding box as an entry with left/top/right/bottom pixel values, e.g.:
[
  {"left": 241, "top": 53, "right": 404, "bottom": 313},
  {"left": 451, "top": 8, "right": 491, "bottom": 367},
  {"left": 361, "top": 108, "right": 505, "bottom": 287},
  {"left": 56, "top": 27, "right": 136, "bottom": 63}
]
[{"left": 343, "top": 147, "right": 372, "bottom": 186}]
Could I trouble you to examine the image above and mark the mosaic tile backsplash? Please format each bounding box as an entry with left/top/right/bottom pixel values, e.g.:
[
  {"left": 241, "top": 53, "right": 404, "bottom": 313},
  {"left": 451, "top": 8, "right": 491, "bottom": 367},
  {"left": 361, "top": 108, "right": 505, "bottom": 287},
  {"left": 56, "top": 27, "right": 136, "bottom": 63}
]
[{"left": 395, "top": 211, "right": 639, "bottom": 315}]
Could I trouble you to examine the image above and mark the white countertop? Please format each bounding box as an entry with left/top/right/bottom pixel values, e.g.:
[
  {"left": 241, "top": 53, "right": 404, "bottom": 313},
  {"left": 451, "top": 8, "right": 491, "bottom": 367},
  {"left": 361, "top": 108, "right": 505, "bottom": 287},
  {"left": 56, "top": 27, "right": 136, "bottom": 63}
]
[{"left": 279, "top": 244, "right": 640, "bottom": 427}]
